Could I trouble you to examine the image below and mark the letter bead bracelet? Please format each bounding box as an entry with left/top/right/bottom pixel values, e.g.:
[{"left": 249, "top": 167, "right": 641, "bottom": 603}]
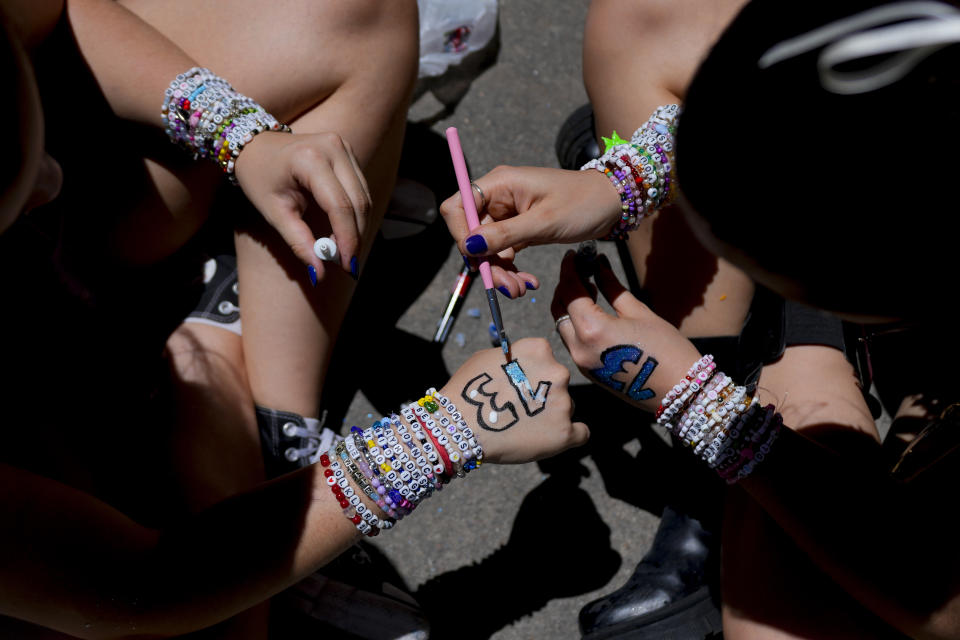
[
  {"left": 656, "top": 355, "right": 782, "bottom": 484},
  {"left": 582, "top": 104, "right": 680, "bottom": 239},
  {"left": 318, "top": 389, "right": 485, "bottom": 536},
  {"left": 162, "top": 67, "right": 291, "bottom": 184}
]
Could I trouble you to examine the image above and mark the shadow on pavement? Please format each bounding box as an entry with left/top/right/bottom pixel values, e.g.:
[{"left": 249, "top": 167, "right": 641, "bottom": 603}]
[{"left": 414, "top": 472, "right": 621, "bottom": 639}]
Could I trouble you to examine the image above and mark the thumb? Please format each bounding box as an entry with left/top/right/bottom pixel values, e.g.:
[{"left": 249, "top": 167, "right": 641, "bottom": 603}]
[{"left": 461, "top": 209, "right": 547, "bottom": 257}]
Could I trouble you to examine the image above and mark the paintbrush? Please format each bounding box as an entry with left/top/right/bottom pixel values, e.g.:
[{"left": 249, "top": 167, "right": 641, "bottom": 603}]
[{"left": 444, "top": 127, "right": 511, "bottom": 358}]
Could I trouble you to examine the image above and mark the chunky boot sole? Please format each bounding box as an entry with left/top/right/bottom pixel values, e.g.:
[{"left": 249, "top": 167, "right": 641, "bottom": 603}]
[{"left": 582, "top": 585, "right": 722, "bottom": 640}]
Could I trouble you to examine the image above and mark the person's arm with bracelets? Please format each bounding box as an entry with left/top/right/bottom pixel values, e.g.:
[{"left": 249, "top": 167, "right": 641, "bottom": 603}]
[
  {"left": 550, "top": 250, "right": 960, "bottom": 639},
  {"left": 61, "top": 0, "right": 367, "bottom": 275},
  {"left": 439, "top": 106, "right": 679, "bottom": 296},
  {"left": 0, "top": 339, "right": 588, "bottom": 638}
]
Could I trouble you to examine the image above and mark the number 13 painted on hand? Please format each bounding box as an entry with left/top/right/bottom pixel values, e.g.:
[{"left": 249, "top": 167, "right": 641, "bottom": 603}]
[{"left": 589, "top": 345, "right": 658, "bottom": 402}]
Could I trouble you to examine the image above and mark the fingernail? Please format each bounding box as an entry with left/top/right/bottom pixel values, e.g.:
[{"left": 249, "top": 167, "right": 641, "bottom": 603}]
[
  {"left": 462, "top": 255, "right": 475, "bottom": 272},
  {"left": 525, "top": 281, "right": 538, "bottom": 290},
  {"left": 307, "top": 265, "right": 318, "bottom": 287},
  {"left": 350, "top": 256, "right": 359, "bottom": 280},
  {"left": 497, "top": 286, "right": 512, "bottom": 299},
  {"left": 465, "top": 234, "right": 487, "bottom": 255}
]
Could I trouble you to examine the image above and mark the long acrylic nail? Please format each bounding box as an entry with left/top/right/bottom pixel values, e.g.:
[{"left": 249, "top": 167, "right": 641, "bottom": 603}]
[
  {"left": 307, "top": 265, "right": 318, "bottom": 287},
  {"left": 350, "top": 256, "right": 359, "bottom": 280},
  {"left": 465, "top": 234, "right": 488, "bottom": 255},
  {"left": 497, "top": 286, "right": 512, "bottom": 299}
]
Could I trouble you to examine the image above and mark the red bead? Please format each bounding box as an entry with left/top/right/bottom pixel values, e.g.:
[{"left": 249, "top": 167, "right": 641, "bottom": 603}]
[
  {"left": 367, "top": 528, "right": 379, "bottom": 537},
  {"left": 182, "top": 99, "right": 191, "bottom": 110},
  {"left": 351, "top": 514, "right": 362, "bottom": 524},
  {"left": 320, "top": 454, "right": 330, "bottom": 466},
  {"left": 339, "top": 498, "right": 349, "bottom": 508},
  {"left": 323, "top": 468, "right": 333, "bottom": 477}
]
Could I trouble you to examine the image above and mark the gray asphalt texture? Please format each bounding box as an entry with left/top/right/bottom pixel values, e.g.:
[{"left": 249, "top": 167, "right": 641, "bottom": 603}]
[{"left": 340, "top": 2, "right": 663, "bottom": 638}]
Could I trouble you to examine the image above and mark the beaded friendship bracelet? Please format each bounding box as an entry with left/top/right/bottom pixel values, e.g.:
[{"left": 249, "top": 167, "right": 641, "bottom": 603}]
[
  {"left": 162, "top": 67, "right": 291, "bottom": 184},
  {"left": 656, "top": 355, "right": 782, "bottom": 483},
  {"left": 582, "top": 104, "right": 681, "bottom": 239},
  {"left": 316, "top": 387, "right": 488, "bottom": 536}
]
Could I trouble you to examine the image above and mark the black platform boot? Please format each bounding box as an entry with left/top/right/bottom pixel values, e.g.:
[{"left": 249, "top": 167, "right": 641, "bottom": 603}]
[{"left": 579, "top": 504, "right": 721, "bottom": 640}]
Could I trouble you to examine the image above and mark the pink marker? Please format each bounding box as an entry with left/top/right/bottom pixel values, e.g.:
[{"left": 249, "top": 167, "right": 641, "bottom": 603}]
[{"left": 445, "top": 126, "right": 510, "bottom": 357}]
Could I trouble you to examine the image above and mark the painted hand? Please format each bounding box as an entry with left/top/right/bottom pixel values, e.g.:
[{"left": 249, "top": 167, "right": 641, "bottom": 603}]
[
  {"left": 439, "top": 166, "right": 621, "bottom": 298},
  {"left": 551, "top": 251, "right": 702, "bottom": 412},
  {"left": 439, "top": 338, "right": 589, "bottom": 464},
  {"left": 234, "top": 130, "right": 372, "bottom": 281}
]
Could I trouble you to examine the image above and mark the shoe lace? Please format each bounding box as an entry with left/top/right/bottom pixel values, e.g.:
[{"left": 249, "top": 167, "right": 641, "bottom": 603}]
[{"left": 283, "top": 410, "right": 340, "bottom": 464}]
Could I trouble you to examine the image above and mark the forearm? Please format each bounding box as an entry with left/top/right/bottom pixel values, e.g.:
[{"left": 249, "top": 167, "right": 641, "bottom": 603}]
[
  {"left": 0, "top": 463, "right": 359, "bottom": 638},
  {"left": 136, "top": 465, "right": 359, "bottom": 636},
  {"left": 66, "top": 0, "right": 199, "bottom": 127}
]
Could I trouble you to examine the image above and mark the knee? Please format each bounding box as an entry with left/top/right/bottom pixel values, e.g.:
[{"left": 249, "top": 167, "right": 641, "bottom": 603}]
[{"left": 316, "top": 0, "right": 419, "bottom": 85}]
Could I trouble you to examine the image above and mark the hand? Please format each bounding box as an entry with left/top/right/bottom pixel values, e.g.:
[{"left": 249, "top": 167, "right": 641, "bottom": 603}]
[
  {"left": 234, "top": 131, "right": 372, "bottom": 279},
  {"left": 439, "top": 338, "right": 589, "bottom": 464},
  {"left": 439, "top": 166, "right": 621, "bottom": 298},
  {"left": 551, "top": 251, "right": 702, "bottom": 412}
]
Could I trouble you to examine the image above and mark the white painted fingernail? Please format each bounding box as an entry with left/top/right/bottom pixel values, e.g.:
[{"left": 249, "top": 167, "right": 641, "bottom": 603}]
[{"left": 313, "top": 237, "right": 339, "bottom": 261}]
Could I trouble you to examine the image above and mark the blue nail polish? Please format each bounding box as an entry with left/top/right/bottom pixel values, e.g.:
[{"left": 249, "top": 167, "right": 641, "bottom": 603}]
[
  {"left": 465, "top": 234, "right": 488, "bottom": 255},
  {"left": 307, "top": 265, "right": 318, "bottom": 287},
  {"left": 525, "top": 281, "right": 538, "bottom": 290},
  {"left": 497, "top": 286, "right": 512, "bottom": 299},
  {"left": 350, "top": 256, "right": 359, "bottom": 280},
  {"left": 462, "top": 255, "right": 474, "bottom": 271}
]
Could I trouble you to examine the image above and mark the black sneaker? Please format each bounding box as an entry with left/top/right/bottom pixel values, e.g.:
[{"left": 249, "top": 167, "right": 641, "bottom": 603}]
[{"left": 556, "top": 103, "right": 600, "bottom": 170}]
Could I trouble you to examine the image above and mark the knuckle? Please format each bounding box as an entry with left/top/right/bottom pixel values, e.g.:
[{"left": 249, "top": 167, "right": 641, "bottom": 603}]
[
  {"left": 320, "top": 131, "right": 343, "bottom": 147},
  {"left": 579, "top": 322, "right": 603, "bottom": 345},
  {"left": 530, "top": 336, "right": 551, "bottom": 354}
]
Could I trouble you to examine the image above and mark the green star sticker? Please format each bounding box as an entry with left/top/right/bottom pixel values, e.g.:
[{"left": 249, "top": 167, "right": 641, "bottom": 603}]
[{"left": 601, "top": 131, "right": 631, "bottom": 153}]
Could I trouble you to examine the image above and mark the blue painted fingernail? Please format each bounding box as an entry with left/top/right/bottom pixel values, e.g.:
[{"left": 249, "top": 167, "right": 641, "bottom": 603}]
[
  {"left": 465, "top": 234, "right": 487, "bottom": 255},
  {"left": 307, "top": 265, "right": 318, "bottom": 287},
  {"left": 525, "top": 281, "right": 538, "bottom": 290},
  {"left": 462, "top": 255, "right": 475, "bottom": 272},
  {"left": 350, "top": 256, "right": 359, "bottom": 280},
  {"left": 497, "top": 286, "right": 512, "bottom": 299}
]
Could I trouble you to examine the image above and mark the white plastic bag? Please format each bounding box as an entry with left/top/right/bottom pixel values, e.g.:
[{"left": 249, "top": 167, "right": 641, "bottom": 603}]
[{"left": 417, "top": 0, "right": 498, "bottom": 78}]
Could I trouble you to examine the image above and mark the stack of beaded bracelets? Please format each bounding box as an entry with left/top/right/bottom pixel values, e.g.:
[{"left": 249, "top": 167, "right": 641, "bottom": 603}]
[
  {"left": 162, "top": 67, "right": 291, "bottom": 184},
  {"left": 655, "top": 355, "right": 783, "bottom": 484},
  {"left": 317, "top": 389, "right": 484, "bottom": 537},
  {"left": 581, "top": 104, "right": 680, "bottom": 239}
]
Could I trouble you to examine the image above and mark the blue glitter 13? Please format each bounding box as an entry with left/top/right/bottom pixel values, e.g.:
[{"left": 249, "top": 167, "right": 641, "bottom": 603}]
[
  {"left": 503, "top": 360, "right": 550, "bottom": 415},
  {"left": 590, "top": 345, "right": 658, "bottom": 401}
]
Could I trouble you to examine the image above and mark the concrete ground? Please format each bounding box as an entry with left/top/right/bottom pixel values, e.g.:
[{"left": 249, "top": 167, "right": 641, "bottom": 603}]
[{"left": 332, "top": 1, "right": 669, "bottom": 638}]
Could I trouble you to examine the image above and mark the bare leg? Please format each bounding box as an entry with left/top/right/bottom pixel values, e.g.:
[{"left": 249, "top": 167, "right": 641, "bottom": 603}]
[
  {"left": 723, "top": 346, "right": 894, "bottom": 639},
  {"left": 583, "top": 0, "right": 753, "bottom": 336},
  {"left": 118, "top": 0, "right": 419, "bottom": 416},
  {"left": 163, "top": 323, "right": 268, "bottom": 640}
]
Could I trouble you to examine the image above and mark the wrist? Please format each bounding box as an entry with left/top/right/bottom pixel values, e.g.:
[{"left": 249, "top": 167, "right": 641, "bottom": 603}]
[{"left": 437, "top": 382, "right": 495, "bottom": 464}]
